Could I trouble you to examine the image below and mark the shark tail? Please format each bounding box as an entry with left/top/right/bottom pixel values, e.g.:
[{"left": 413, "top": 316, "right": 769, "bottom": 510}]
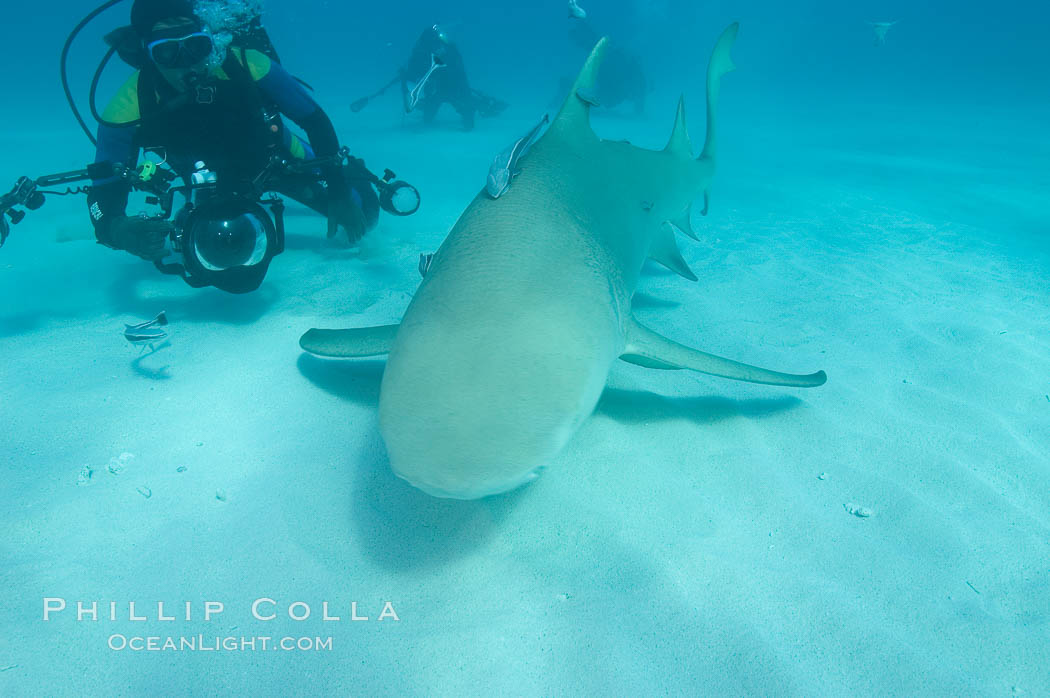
[{"left": 700, "top": 22, "right": 739, "bottom": 163}]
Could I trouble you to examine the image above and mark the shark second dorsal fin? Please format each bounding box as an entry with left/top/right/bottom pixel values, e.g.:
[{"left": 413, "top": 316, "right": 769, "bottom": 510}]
[
  {"left": 650, "top": 222, "right": 698, "bottom": 281},
  {"left": 664, "top": 96, "right": 692, "bottom": 156},
  {"left": 548, "top": 38, "right": 608, "bottom": 144}
]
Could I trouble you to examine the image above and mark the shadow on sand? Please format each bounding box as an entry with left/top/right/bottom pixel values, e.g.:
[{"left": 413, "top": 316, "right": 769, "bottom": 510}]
[
  {"left": 105, "top": 262, "right": 278, "bottom": 325},
  {"left": 292, "top": 353, "right": 807, "bottom": 572},
  {"left": 596, "top": 388, "right": 802, "bottom": 425},
  {"left": 630, "top": 291, "right": 681, "bottom": 310},
  {"left": 292, "top": 353, "right": 529, "bottom": 573}
]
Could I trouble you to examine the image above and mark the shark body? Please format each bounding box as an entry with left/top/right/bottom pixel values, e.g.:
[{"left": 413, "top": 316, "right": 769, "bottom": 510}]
[{"left": 301, "top": 23, "right": 826, "bottom": 499}]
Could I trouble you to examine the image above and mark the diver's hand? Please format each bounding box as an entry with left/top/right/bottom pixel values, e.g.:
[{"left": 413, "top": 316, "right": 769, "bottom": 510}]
[
  {"left": 107, "top": 215, "right": 173, "bottom": 261},
  {"left": 327, "top": 191, "right": 368, "bottom": 244}
]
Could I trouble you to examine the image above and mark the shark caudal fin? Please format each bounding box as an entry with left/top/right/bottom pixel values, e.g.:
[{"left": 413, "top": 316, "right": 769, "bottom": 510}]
[
  {"left": 548, "top": 37, "right": 608, "bottom": 144},
  {"left": 700, "top": 22, "right": 738, "bottom": 163}
]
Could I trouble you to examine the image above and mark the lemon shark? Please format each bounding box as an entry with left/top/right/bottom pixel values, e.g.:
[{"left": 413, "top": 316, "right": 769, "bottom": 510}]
[{"left": 300, "top": 23, "right": 826, "bottom": 499}]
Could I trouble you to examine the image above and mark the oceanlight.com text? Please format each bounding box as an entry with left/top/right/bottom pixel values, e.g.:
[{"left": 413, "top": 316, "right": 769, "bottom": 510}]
[{"left": 107, "top": 634, "right": 334, "bottom": 652}]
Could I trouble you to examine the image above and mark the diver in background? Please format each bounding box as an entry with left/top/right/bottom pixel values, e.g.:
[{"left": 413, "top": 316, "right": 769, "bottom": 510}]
[
  {"left": 565, "top": 14, "right": 648, "bottom": 114},
  {"left": 399, "top": 24, "right": 506, "bottom": 131},
  {"left": 90, "top": 0, "right": 379, "bottom": 261}
]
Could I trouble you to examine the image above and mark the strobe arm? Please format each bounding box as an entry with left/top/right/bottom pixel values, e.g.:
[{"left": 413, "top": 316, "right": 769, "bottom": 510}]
[
  {"left": 0, "top": 162, "right": 176, "bottom": 248},
  {"left": 274, "top": 147, "right": 420, "bottom": 217},
  {"left": 0, "top": 177, "right": 44, "bottom": 247}
]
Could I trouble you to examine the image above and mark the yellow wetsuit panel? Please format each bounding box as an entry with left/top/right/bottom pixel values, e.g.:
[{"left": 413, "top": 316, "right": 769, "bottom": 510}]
[
  {"left": 101, "top": 71, "right": 143, "bottom": 124},
  {"left": 102, "top": 47, "right": 273, "bottom": 126},
  {"left": 215, "top": 48, "right": 272, "bottom": 82}
]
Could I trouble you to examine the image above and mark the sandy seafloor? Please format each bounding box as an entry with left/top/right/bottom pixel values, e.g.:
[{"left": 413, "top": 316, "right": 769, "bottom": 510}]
[{"left": 1, "top": 69, "right": 1048, "bottom": 695}]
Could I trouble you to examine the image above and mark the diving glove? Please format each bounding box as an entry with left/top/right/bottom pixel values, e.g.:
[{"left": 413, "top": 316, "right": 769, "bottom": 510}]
[
  {"left": 324, "top": 166, "right": 368, "bottom": 244},
  {"left": 328, "top": 193, "right": 368, "bottom": 244},
  {"left": 106, "top": 215, "right": 173, "bottom": 261}
]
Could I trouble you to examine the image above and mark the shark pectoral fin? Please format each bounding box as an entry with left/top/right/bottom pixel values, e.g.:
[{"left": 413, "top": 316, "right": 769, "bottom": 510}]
[
  {"left": 670, "top": 204, "right": 699, "bottom": 241},
  {"left": 299, "top": 324, "right": 400, "bottom": 358},
  {"left": 621, "top": 318, "right": 827, "bottom": 388},
  {"left": 700, "top": 190, "right": 710, "bottom": 216},
  {"left": 650, "top": 222, "right": 698, "bottom": 281}
]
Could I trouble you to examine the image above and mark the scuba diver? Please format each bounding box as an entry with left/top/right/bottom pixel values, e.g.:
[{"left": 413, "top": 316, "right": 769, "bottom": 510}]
[
  {"left": 90, "top": 0, "right": 379, "bottom": 263},
  {"left": 561, "top": 15, "right": 648, "bottom": 114},
  {"left": 397, "top": 24, "right": 506, "bottom": 131},
  {"left": 0, "top": 0, "right": 420, "bottom": 294}
]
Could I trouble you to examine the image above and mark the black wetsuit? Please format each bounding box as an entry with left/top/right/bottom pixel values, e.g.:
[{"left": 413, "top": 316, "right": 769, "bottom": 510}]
[
  {"left": 401, "top": 27, "right": 476, "bottom": 130},
  {"left": 89, "top": 47, "right": 378, "bottom": 243}
]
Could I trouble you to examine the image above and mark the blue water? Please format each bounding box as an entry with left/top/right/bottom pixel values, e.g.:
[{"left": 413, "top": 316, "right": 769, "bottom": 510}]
[{"left": 1, "top": 1, "right": 1048, "bottom": 695}]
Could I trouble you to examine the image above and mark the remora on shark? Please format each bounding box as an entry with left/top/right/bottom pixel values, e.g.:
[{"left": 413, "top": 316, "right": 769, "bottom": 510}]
[{"left": 301, "top": 23, "right": 826, "bottom": 499}]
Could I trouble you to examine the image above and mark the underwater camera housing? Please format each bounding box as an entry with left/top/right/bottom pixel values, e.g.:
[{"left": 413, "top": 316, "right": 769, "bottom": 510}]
[{"left": 164, "top": 193, "right": 285, "bottom": 294}]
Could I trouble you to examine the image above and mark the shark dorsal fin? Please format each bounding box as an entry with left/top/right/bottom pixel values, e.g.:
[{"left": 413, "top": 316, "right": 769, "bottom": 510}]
[
  {"left": 548, "top": 37, "right": 608, "bottom": 144},
  {"left": 664, "top": 96, "right": 692, "bottom": 156}
]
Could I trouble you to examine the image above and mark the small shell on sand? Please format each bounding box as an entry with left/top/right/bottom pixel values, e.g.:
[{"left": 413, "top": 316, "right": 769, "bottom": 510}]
[
  {"left": 215, "top": 489, "right": 227, "bottom": 502},
  {"left": 844, "top": 503, "right": 873, "bottom": 518},
  {"left": 108, "top": 452, "right": 135, "bottom": 475}
]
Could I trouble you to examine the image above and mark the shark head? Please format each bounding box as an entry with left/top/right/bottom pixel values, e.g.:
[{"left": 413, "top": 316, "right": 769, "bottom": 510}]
[{"left": 378, "top": 290, "right": 619, "bottom": 499}]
